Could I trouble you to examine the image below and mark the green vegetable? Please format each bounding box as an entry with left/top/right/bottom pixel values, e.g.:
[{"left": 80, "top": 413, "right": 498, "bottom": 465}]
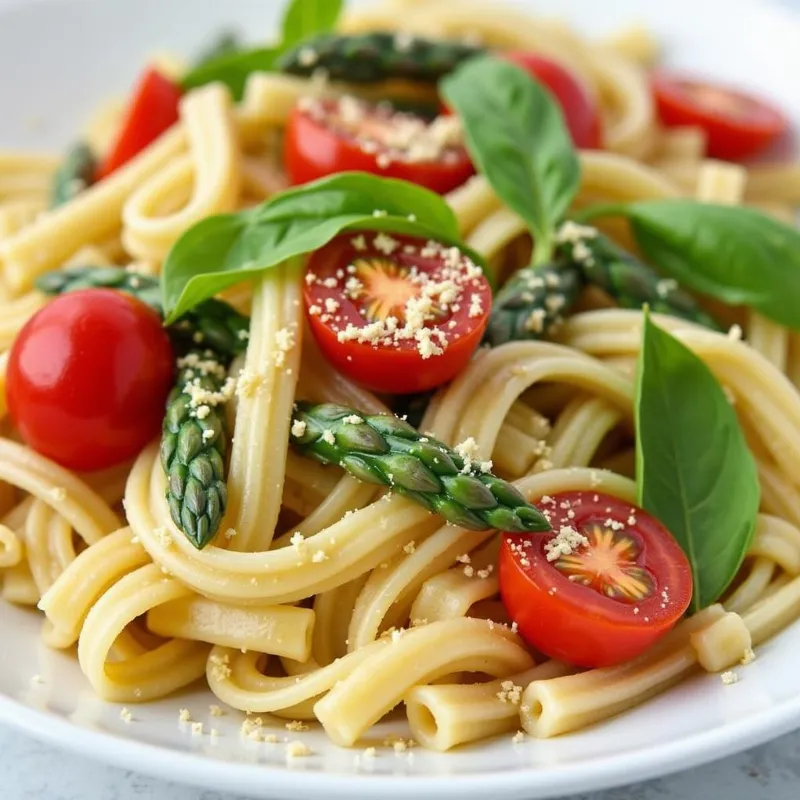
[
  {"left": 556, "top": 226, "right": 721, "bottom": 330},
  {"left": 585, "top": 200, "right": 800, "bottom": 332},
  {"left": 181, "top": 0, "right": 344, "bottom": 99},
  {"left": 50, "top": 142, "right": 96, "bottom": 208},
  {"left": 441, "top": 56, "right": 580, "bottom": 264},
  {"left": 191, "top": 30, "right": 243, "bottom": 69},
  {"left": 291, "top": 402, "right": 551, "bottom": 532},
  {"left": 160, "top": 351, "right": 231, "bottom": 549},
  {"left": 278, "top": 32, "right": 483, "bottom": 84},
  {"left": 635, "top": 311, "right": 759, "bottom": 612},
  {"left": 485, "top": 262, "right": 583, "bottom": 346},
  {"left": 162, "top": 172, "right": 487, "bottom": 321},
  {"left": 35, "top": 266, "right": 249, "bottom": 361}
]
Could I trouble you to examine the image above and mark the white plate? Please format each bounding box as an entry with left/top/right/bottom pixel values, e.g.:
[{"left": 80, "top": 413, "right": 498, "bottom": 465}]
[{"left": 2, "top": 0, "right": 800, "bottom": 798}]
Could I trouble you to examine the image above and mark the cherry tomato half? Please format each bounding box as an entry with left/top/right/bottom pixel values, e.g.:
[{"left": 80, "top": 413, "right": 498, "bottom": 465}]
[
  {"left": 499, "top": 491, "right": 692, "bottom": 668},
  {"left": 652, "top": 72, "right": 789, "bottom": 161},
  {"left": 502, "top": 52, "right": 603, "bottom": 149},
  {"left": 285, "top": 96, "right": 475, "bottom": 193},
  {"left": 6, "top": 289, "right": 175, "bottom": 472},
  {"left": 304, "top": 232, "right": 492, "bottom": 394}
]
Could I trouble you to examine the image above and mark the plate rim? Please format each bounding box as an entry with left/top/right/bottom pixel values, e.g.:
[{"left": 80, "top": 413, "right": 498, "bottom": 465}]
[
  {"left": 3, "top": 680, "right": 800, "bottom": 799},
  {"left": 3, "top": 0, "right": 800, "bottom": 797}
]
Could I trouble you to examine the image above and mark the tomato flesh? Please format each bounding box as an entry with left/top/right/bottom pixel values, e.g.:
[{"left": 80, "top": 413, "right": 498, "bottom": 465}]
[
  {"left": 97, "top": 67, "right": 182, "bottom": 179},
  {"left": 304, "top": 232, "right": 491, "bottom": 394},
  {"left": 652, "top": 72, "right": 789, "bottom": 161},
  {"left": 499, "top": 491, "right": 692, "bottom": 668},
  {"left": 502, "top": 52, "right": 603, "bottom": 149},
  {"left": 6, "top": 289, "right": 175, "bottom": 471},
  {"left": 285, "top": 96, "right": 475, "bottom": 193}
]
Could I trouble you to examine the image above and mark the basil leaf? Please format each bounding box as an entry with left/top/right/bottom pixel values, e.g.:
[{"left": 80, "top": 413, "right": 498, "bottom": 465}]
[
  {"left": 181, "top": 47, "right": 278, "bottom": 100},
  {"left": 191, "top": 30, "right": 243, "bottom": 70},
  {"left": 181, "top": 0, "right": 343, "bottom": 99},
  {"left": 635, "top": 311, "right": 759, "bottom": 613},
  {"left": 626, "top": 200, "right": 800, "bottom": 331},
  {"left": 162, "top": 172, "right": 486, "bottom": 321},
  {"left": 440, "top": 56, "right": 580, "bottom": 262},
  {"left": 281, "top": 0, "right": 344, "bottom": 49}
]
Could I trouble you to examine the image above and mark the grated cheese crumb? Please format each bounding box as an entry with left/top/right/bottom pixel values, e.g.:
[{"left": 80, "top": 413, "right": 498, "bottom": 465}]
[
  {"left": 191, "top": 722, "right": 204, "bottom": 736},
  {"left": 312, "top": 550, "right": 329, "bottom": 563},
  {"left": 291, "top": 419, "right": 307, "bottom": 438},
  {"left": 286, "top": 740, "right": 312, "bottom": 758},
  {"left": 49, "top": 487, "right": 67, "bottom": 502},
  {"left": 209, "top": 652, "right": 231, "bottom": 681},
  {"left": 321, "top": 429, "right": 336, "bottom": 446},
  {"left": 285, "top": 720, "right": 309, "bottom": 732},
  {"left": 154, "top": 526, "right": 173, "bottom": 548},
  {"left": 512, "top": 730, "right": 525, "bottom": 744},
  {"left": 741, "top": 648, "right": 756, "bottom": 666},
  {"left": 496, "top": 680, "right": 523, "bottom": 705},
  {"left": 120, "top": 708, "right": 133, "bottom": 723},
  {"left": 544, "top": 525, "right": 589, "bottom": 562},
  {"left": 363, "top": 746, "right": 377, "bottom": 758},
  {"left": 343, "top": 414, "right": 363, "bottom": 424},
  {"left": 210, "top": 728, "right": 220, "bottom": 738},
  {"left": 209, "top": 704, "right": 224, "bottom": 717},
  {"left": 403, "top": 541, "right": 416, "bottom": 554},
  {"left": 721, "top": 670, "right": 739, "bottom": 685},
  {"left": 273, "top": 326, "right": 296, "bottom": 368},
  {"left": 179, "top": 708, "right": 192, "bottom": 723},
  {"left": 30, "top": 674, "right": 43, "bottom": 684}
]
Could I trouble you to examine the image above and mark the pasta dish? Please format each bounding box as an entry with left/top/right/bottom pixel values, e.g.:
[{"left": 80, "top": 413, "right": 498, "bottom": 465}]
[{"left": 2, "top": 0, "right": 800, "bottom": 757}]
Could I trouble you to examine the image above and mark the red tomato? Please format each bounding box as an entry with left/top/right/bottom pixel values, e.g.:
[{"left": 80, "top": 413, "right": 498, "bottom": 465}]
[
  {"left": 652, "top": 72, "right": 789, "bottom": 161},
  {"left": 499, "top": 491, "right": 692, "bottom": 668},
  {"left": 97, "top": 67, "right": 182, "bottom": 179},
  {"left": 6, "top": 289, "right": 175, "bottom": 472},
  {"left": 502, "top": 52, "right": 603, "bottom": 149},
  {"left": 304, "top": 232, "right": 491, "bottom": 394},
  {"left": 285, "top": 96, "right": 475, "bottom": 193}
]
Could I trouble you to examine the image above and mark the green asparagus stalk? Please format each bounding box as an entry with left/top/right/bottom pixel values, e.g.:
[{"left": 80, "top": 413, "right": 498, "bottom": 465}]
[
  {"left": 36, "top": 266, "right": 250, "bottom": 359},
  {"left": 556, "top": 224, "right": 722, "bottom": 330},
  {"left": 290, "top": 402, "right": 551, "bottom": 533},
  {"left": 160, "top": 351, "right": 231, "bottom": 549},
  {"left": 50, "top": 142, "right": 97, "bottom": 208},
  {"left": 277, "top": 32, "right": 484, "bottom": 85},
  {"left": 484, "top": 262, "right": 584, "bottom": 346}
]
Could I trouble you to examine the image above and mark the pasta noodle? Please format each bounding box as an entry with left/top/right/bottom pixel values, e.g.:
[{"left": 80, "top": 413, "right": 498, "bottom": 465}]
[{"left": 2, "top": 0, "right": 800, "bottom": 757}]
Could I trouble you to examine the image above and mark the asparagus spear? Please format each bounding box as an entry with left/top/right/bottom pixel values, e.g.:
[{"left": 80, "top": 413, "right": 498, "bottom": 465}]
[
  {"left": 36, "top": 266, "right": 250, "bottom": 359},
  {"left": 484, "top": 262, "right": 584, "bottom": 346},
  {"left": 278, "top": 32, "right": 484, "bottom": 85},
  {"left": 50, "top": 142, "right": 97, "bottom": 208},
  {"left": 290, "top": 402, "right": 550, "bottom": 533},
  {"left": 556, "top": 223, "right": 722, "bottom": 330},
  {"left": 160, "top": 351, "right": 232, "bottom": 549}
]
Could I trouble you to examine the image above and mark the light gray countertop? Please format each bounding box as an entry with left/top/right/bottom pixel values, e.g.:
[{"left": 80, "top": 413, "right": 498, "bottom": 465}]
[{"left": 3, "top": 0, "right": 800, "bottom": 796}]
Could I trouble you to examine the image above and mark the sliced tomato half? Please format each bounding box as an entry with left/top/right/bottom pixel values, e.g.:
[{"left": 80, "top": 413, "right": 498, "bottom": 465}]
[
  {"left": 499, "top": 491, "right": 693, "bottom": 668},
  {"left": 303, "top": 232, "right": 491, "bottom": 394},
  {"left": 285, "top": 96, "right": 475, "bottom": 193},
  {"left": 652, "top": 72, "right": 789, "bottom": 161}
]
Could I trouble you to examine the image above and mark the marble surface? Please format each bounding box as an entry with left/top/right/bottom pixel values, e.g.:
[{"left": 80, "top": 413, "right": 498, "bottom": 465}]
[{"left": 3, "top": 0, "right": 800, "bottom": 796}]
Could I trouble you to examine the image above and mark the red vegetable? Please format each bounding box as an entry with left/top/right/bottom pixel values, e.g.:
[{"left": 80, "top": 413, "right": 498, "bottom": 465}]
[
  {"left": 303, "top": 232, "right": 491, "bottom": 394},
  {"left": 96, "top": 67, "right": 182, "bottom": 179},
  {"left": 652, "top": 72, "right": 789, "bottom": 161},
  {"left": 499, "top": 491, "right": 692, "bottom": 668},
  {"left": 6, "top": 289, "right": 175, "bottom": 472},
  {"left": 502, "top": 52, "right": 603, "bottom": 149},
  {"left": 285, "top": 96, "right": 475, "bottom": 193}
]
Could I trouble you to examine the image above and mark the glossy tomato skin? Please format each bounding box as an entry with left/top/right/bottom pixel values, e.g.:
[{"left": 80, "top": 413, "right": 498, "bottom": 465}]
[
  {"left": 285, "top": 99, "right": 475, "bottom": 193},
  {"left": 499, "top": 491, "right": 692, "bottom": 668},
  {"left": 502, "top": 52, "right": 603, "bottom": 149},
  {"left": 304, "top": 233, "right": 491, "bottom": 395},
  {"left": 652, "top": 72, "right": 789, "bottom": 161},
  {"left": 6, "top": 289, "right": 175, "bottom": 472}
]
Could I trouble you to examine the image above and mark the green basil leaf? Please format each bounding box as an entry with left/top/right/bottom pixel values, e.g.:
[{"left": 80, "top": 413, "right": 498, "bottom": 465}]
[
  {"left": 181, "top": 0, "right": 343, "bottom": 99},
  {"left": 190, "top": 30, "right": 243, "bottom": 70},
  {"left": 626, "top": 200, "right": 800, "bottom": 331},
  {"left": 181, "top": 47, "right": 278, "bottom": 100},
  {"left": 635, "top": 311, "right": 759, "bottom": 613},
  {"left": 281, "top": 0, "right": 344, "bottom": 49},
  {"left": 440, "top": 55, "right": 580, "bottom": 262},
  {"left": 162, "top": 172, "right": 486, "bottom": 321}
]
